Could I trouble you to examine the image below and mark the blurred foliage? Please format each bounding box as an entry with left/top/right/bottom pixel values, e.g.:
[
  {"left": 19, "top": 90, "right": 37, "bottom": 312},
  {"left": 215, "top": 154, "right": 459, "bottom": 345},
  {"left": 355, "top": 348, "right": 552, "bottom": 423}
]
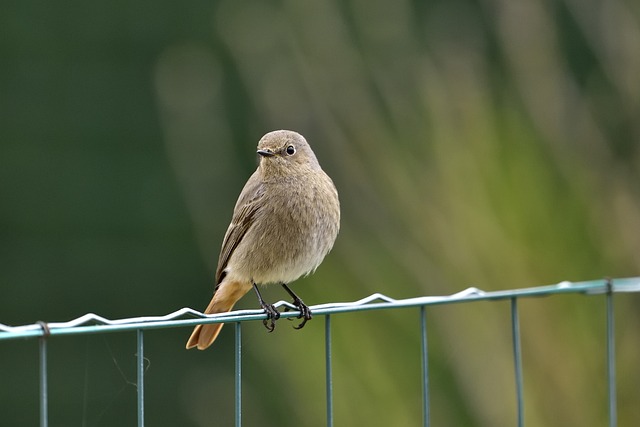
[{"left": 1, "top": 0, "right": 640, "bottom": 426}]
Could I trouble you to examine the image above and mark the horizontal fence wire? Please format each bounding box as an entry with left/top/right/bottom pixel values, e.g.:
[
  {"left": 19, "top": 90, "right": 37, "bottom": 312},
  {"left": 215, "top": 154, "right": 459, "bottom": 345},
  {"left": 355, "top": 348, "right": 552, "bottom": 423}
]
[
  {"left": 2, "top": 277, "right": 640, "bottom": 427},
  {"left": 3, "top": 277, "right": 639, "bottom": 340}
]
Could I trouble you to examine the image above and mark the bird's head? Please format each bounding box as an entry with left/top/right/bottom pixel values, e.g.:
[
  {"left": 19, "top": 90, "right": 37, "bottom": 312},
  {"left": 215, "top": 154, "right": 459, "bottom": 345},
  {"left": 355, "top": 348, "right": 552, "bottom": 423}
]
[{"left": 256, "top": 130, "right": 320, "bottom": 175}]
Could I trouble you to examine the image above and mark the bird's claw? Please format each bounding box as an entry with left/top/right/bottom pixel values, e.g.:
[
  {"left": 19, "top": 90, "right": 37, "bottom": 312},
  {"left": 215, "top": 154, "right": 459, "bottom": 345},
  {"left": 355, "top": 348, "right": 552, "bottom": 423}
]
[
  {"left": 261, "top": 303, "right": 280, "bottom": 332},
  {"left": 284, "top": 299, "right": 312, "bottom": 330}
]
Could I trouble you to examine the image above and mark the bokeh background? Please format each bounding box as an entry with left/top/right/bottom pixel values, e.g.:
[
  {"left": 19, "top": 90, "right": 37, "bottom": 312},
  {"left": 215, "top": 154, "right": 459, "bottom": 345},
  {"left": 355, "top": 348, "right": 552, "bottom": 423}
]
[{"left": 2, "top": 0, "right": 639, "bottom": 425}]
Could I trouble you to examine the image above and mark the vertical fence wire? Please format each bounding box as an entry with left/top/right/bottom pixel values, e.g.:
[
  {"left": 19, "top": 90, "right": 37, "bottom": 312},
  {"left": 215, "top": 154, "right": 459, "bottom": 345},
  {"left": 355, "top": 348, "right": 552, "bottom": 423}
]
[
  {"left": 420, "top": 306, "right": 430, "bottom": 427},
  {"left": 39, "top": 336, "right": 48, "bottom": 427},
  {"left": 325, "top": 315, "right": 333, "bottom": 427},
  {"left": 606, "top": 285, "right": 617, "bottom": 427},
  {"left": 137, "top": 330, "right": 144, "bottom": 427},
  {"left": 235, "top": 322, "right": 242, "bottom": 427},
  {"left": 511, "top": 298, "right": 524, "bottom": 427}
]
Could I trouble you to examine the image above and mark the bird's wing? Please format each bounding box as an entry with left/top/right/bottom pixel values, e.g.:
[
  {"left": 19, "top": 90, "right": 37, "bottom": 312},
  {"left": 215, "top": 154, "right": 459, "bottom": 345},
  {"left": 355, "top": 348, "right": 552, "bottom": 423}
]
[{"left": 215, "top": 171, "right": 264, "bottom": 285}]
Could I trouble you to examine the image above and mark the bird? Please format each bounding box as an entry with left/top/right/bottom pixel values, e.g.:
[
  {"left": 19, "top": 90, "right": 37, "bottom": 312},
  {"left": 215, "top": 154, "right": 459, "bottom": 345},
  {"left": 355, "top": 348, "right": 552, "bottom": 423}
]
[{"left": 186, "top": 130, "right": 340, "bottom": 350}]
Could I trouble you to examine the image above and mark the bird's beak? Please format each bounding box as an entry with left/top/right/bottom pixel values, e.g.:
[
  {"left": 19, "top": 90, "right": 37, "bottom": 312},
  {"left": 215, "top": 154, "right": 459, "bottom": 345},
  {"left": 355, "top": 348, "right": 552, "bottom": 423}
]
[{"left": 257, "top": 149, "right": 275, "bottom": 157}]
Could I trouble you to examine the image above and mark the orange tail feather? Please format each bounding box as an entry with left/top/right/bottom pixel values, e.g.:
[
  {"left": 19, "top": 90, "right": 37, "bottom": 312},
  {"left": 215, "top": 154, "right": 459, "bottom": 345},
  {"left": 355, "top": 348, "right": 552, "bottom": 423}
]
[{"left": 186, "top": 280, "right": 250, "bottom": 350}]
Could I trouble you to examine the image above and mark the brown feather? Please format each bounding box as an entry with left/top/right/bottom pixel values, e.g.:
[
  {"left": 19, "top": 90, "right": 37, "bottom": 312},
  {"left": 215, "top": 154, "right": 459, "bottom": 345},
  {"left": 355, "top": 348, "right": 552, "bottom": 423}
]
[
  {"left": 215, "top": 172, "right": 264, "bottom": 284},
  {"left": 185, "top": 280, "right": 252, "bottom": 350}
]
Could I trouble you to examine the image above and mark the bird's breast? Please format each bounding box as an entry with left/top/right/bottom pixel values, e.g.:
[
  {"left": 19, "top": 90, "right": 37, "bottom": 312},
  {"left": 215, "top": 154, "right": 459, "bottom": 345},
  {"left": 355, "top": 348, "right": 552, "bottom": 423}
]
[{"left": 229, "top": 172, "right": 339, "bottom": 285}]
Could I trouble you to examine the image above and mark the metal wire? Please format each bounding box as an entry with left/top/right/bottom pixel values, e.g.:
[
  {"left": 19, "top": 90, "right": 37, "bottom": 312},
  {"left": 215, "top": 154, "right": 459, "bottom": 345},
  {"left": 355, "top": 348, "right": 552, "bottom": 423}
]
[
  {"left": 2, "top": 277, "right": 639, "bottom": 427},
  {"left": 420, "top": 306, "right": 429, "bottom": 427},
  {"left": 511, "top": 298, "right": 524, "bottom": 427},
  {"left": 325, "top": 315, "right": 333, "bottom": 427},
  {"left": 137, "top": 330, "right": 144, "bottom": 427},
  {"left": 3, "top": 278, "right": 639, "bottom": 340},
  {"left": 39, "top": 336, "right": 48, "bottom": 427},
  {"left": 235, "top": 322, "right": 242, "bottom": 427},
  {"left": 606, "top": 281, "right": 617, "bottom": 427}
]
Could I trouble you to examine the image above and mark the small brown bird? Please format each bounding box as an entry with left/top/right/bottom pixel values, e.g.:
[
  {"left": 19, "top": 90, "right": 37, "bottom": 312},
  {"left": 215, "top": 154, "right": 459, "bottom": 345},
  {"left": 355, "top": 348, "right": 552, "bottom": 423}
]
[{"left": 186, "top": 130, "right": 340, "bottom": 350}]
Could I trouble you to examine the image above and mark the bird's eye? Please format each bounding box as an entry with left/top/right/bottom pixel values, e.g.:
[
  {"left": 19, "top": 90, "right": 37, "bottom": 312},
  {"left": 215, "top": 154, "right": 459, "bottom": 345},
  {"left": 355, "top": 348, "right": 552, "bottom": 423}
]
[{"left": 285, "top": 145, "right": 296, "bottom": 155}]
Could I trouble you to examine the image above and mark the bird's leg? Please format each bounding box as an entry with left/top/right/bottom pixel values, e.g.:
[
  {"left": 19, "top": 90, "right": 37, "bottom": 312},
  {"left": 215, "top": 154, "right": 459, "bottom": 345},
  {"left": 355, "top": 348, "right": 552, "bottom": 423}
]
[
  {"left": 281, "top": 283, "right": 312, "bottom": 330},
  {"left": 252, "top": 282, "right": 280, "bottom": 332}
]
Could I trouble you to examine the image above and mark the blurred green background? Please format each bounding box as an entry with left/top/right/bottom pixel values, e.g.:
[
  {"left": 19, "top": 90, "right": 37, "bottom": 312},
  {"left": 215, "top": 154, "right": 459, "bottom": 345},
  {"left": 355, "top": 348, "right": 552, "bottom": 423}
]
[{"left": 1, "top": 0, "right": 639, "bottom": 425}]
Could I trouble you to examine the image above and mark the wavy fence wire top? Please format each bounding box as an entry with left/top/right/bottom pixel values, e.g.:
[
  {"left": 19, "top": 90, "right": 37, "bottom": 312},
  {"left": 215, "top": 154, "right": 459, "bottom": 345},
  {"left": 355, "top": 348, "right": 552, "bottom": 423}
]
[
  {"left": 2, "top": 277, "right": 639, "bottom": 339},
  {"left": 1, "top": 277, "right": 639, "bottom": 427}
]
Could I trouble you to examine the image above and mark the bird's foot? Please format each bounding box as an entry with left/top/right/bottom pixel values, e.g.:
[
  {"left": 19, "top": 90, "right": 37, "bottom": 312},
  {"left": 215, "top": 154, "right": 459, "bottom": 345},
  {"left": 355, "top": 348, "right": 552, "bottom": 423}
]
[
  {"left": 253, "top": 282, "right": 281, "bottom": 332},
  {"left": 289, "top": 298, "right": 312, "bottom": 330},
  {"left": 260, "top": 302, "right": 281, "bottom": 332},
  {"left": 282, "top": 284, "right": 312, "bottom": 330}
]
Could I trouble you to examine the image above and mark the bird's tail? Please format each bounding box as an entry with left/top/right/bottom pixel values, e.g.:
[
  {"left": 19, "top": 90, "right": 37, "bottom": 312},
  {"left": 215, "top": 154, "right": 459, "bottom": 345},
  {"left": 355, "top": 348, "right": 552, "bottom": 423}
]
[{"left": 186, "top": 280, "right": 250, "bottom": 350}]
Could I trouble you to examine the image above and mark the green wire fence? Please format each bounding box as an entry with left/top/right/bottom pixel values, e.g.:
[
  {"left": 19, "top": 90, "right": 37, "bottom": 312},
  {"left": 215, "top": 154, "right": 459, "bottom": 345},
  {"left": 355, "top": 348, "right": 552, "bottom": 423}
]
[{"left": 1, "top": 277, "right": 639, "bottom": 427}]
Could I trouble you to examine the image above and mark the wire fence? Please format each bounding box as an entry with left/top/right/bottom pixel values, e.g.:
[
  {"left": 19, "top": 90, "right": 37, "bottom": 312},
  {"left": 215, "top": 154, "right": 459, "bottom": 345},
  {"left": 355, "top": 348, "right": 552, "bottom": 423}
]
[{"left": 2, "top": 277, "right": 640, "bottom": 427}]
